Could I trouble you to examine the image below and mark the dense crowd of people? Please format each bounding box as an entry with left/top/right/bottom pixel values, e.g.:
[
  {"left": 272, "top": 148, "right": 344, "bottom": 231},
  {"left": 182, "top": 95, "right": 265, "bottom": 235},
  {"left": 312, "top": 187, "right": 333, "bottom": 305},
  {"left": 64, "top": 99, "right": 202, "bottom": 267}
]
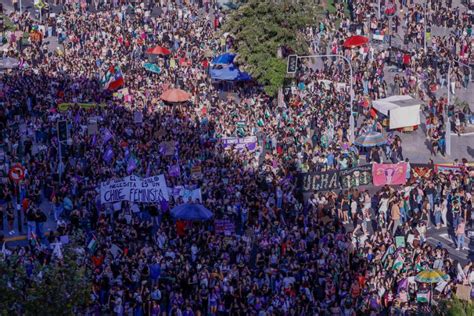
[{"left": 0, "top": 0, "right": 473, "bottom": 315}]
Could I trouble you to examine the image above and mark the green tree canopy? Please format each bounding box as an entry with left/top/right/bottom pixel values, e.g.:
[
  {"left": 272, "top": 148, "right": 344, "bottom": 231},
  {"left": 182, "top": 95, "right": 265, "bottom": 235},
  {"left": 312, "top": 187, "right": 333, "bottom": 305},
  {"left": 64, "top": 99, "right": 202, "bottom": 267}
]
[
  {"left": 222, "top": 0, "right": 322, "bottom": 96},
  {"left": 0, "top": 242, "right": 91, "bottom": 316}
]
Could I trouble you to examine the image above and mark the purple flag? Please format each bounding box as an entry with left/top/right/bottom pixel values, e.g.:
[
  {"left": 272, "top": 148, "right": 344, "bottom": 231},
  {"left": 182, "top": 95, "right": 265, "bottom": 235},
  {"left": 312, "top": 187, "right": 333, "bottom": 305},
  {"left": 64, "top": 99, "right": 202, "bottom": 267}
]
[
  {"left": 91, "top": 134, "right": 97, "bottom": 146},
  {"left": 74, "top": 111, "right": 81, "bottom": 124},
  {"left": 124, "top": 147, "right": 130, "bottom": 160},
  {"left": 102, "top": 128, "right": 113, "bottom": 144},
  {"left": 168, "top": 164, "right": 180, "bottom": 177},
  {"left": 160, "top": 199, "right": 169, "bottom": 212},
  {"left": 127, "top": 157, "right": 137, "bottom": 174},
  {"left": 103, "top": 147, "right": 114, "bottom": 163}
]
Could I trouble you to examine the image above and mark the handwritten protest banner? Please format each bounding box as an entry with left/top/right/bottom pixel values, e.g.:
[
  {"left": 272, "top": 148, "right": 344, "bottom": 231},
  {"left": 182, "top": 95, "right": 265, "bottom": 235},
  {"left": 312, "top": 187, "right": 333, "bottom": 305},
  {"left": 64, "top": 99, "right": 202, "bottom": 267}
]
[
  {"left": 300, "top": 169, "right": 341, "bottom": 192},
  {"left": 372, "top": 163, "right": 408, "bottom": 186},
  {"left": 100, "top": 175, "right": 169, "bottom": 203},
  {"left": 435, "top": 164, "right": 463, "bottom": 174},
  {"left": 340, "top": 165, "right": 372, "bottom": 189},
  {"left": 221, "top": 136, "right": 257, "bottom": 151}
]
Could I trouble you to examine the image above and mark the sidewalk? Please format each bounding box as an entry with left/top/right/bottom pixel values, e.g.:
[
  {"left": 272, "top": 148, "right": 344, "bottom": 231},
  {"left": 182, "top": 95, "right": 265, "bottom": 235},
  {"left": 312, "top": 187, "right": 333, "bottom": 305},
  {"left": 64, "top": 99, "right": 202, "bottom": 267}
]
[{"left": 1, "top": 199, "right": 57, "bottom": 243}]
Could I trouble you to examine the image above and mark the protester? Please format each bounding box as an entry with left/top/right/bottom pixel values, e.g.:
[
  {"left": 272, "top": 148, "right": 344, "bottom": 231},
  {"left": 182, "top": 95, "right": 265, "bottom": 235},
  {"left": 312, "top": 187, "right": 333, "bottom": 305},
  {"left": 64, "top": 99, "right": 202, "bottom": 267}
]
[{"left": 0, "top": 0, "right": 472, "bottom": 315}]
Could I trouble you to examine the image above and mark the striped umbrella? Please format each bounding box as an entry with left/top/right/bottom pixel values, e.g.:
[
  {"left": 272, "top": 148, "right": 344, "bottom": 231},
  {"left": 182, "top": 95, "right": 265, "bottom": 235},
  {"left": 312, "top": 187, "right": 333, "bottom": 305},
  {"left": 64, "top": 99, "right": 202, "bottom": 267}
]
[
  {"left": 415, "top": 269, "right": 449, "bottom": 283},
  {"left": 415, "top": 269, "right": 449, "bottom": 306},
  {"left": 354, "top": 131, "right": 387, "bottom": 147}
]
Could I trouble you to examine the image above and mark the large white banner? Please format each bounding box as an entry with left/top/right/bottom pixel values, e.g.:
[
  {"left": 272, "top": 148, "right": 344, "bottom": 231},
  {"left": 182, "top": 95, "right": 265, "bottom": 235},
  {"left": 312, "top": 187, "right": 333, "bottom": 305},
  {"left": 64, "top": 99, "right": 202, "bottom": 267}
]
[{"left": 100, "top": 175, "right": 169, "bottom": 204}]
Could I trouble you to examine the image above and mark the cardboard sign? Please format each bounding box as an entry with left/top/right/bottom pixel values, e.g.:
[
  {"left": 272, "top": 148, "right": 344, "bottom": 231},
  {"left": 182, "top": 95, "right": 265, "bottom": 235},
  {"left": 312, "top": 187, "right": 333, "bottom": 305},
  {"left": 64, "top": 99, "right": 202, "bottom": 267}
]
[
  {"left": 134, "top": 111, "right": 143, "bottom": 124},
  {"left": 395, "top": 236, "right": 405, "bottom": 248},
  {"left": 191, "top": 165, "right": 202, "bottom": 179},
  {"left": 87, "top": 118, "right": 98, "bottom": 135},
  {"left": 455, "top": 284, "right": 472, "bottom": 301}
]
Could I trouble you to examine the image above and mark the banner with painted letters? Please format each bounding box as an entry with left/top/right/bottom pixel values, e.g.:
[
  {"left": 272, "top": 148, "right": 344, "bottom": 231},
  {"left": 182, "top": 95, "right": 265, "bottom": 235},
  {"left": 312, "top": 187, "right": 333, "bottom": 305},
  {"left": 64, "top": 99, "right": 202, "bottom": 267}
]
[
  {"left": 339, "top": 165, "right": 372, "bottom": 189},
  {"left": 100, "top": 175, "right": 169, "bottom": 204},
  {"left": 300, "top": 169, "right": 341, "bottom": 192},
  {"left": 222, "top": 136, "right": 257, "bottom": 151}
]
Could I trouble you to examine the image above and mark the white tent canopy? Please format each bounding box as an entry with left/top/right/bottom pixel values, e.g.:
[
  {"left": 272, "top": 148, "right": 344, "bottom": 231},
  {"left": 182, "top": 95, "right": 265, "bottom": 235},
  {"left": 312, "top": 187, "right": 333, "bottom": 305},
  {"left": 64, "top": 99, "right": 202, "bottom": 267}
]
[{"left": 372, "top": 95, "right": 422, "bottom": 129}]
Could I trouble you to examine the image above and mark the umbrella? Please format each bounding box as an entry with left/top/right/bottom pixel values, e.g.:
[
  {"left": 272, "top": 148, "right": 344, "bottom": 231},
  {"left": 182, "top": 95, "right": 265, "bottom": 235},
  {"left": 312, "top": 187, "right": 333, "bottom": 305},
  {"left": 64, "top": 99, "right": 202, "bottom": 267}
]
[
  {"left": 415, "top": 270, "right": 449, "bottom": 283},
  {"left": 211, "top": 53, "right": 236, "bottom": 65},
  {"left": 160, "top": 88, "right": 191, "bottom": 103},
  {"left": 170, "top": 203, "right": 214, "bottom": 221},
  {"left": 415, "top": 269, "right": 449, "bottom": 305},
  {"left": 143, "top": 63, "right": 161, "bottom": 74},
  {"left": 146, "top": 46, "right": 171, "bottom": 55},
  {"left": 354, "top": 131, "right": 387, "bottom": 147},
  {"left": 343, "top": 35, "right": 369, "bottom": 48}
]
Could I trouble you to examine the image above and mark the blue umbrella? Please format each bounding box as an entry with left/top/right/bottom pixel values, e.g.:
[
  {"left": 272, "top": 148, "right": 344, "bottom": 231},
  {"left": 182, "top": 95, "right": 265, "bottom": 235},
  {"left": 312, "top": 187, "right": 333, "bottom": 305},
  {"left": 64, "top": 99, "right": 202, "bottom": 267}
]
[
  {"left": 211, "top": 53, "right": 236, "bottom": 65},
  {"left": 170, "top": 203, "right": 214, "bottom": 221},
  {"left": 354, "top": 131, "right": 387, "bottom": 147}
]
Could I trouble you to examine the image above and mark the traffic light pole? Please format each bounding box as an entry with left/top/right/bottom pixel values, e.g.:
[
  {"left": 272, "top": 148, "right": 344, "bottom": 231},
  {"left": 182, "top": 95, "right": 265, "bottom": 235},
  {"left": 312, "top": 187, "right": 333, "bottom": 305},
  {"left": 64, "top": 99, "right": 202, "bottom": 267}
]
[{"left": 289, "top": 54, "right": 355, "bottom": 143}]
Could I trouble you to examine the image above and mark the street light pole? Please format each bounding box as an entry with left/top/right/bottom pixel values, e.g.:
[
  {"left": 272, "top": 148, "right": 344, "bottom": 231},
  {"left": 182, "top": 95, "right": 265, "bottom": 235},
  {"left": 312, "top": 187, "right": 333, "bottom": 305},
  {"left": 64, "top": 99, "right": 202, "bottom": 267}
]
[
  {"left": 295, "top": 54, "right": 355, "bottom": 143},
  {"left": 423, "top": 2, "right": 427, "bottom": 52},
  {"left": 377, "top": 0, "right": 381, "bottom": 19},
  {"left": 446, "top": 64, "right": 451, "bottom": 156}
]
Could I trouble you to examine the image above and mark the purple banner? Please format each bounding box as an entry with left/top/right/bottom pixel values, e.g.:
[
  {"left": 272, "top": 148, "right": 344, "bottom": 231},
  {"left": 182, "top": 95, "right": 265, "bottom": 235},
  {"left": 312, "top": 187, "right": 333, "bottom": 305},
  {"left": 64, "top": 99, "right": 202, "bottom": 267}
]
[{"left": 222, "top": 136, "right": 257, "bottom": 151}]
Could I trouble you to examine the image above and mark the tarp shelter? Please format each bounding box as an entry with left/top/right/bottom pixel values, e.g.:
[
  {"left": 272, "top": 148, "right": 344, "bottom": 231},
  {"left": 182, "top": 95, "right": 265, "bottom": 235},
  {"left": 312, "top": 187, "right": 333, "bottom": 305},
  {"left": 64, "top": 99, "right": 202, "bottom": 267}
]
[
  {"left": 210, "top": 64, "right": 251, "bottom": 81},
  {"left": 211, "top": 53, "right": 236, "bottom": 65},
  {"left": 372, "top": 95, "right": 422, "bottom": 129}
]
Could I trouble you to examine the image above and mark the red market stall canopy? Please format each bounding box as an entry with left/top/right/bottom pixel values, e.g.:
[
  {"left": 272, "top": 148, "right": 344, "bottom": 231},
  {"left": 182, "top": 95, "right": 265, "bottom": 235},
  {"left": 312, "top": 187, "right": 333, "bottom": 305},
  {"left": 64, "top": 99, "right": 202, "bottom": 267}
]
[
  {"left": 160, "top": 88, "right": 191, "bottom": 103},
  {"left": 146, "top": 46, "right": 171, "bottom": 55},
  {"left": 343, "top": 36, "right": 369, "bottom": 48}
]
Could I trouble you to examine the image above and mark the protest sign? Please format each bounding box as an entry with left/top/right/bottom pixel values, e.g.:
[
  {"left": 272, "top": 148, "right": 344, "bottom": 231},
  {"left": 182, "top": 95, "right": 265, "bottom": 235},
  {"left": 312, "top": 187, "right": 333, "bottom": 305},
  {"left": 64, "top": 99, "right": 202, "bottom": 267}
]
[
  {"left": 410, "top": 163, "right": 434, "bottom": 182},
  {"left": 191, "top": 165, "right": 202, "bottom": 179},
  {"left": 372, "top": 163, "right": 408, "bottom": 186},
  {"left": 169, "top": 186, "right": 202, "bottom": 203},
  {"left": 300, "top": 169, "right": 341, "bottom": 192},
  {"left": 221, "top": 136, "right": 257, "bottom": 151},
  {"left": 87, "top": 118, "right": 98, "bottom": 135},
  {"left": 435, "top": 164, "right": 463, "bottom": 174},
  {"left": 455, "top": 284, "right": 472, "bottom": 301},
  {"left": 215, "top": 219, "right": 235, "bottom": 235},
  {"left": 159, "top": 141, "right": 176, "bottom": 156},
  {"left": 100, "top": 174, "right": 169, "bottom": 203},
  {"left": 340, "top": 165, "right": 372, "bottom": 189},
  {"left": 395, "top": 236, "right": 405, "bottom": 248},
  {"left": 134, "top": 111, "right": 143, "bottom": 124}
]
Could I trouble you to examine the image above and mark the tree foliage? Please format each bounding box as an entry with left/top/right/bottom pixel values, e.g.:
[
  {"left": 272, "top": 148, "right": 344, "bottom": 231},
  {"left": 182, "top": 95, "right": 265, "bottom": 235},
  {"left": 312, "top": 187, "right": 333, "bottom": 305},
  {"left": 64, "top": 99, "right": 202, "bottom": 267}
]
[
  {"left": 0, "top": 245, "right": 91, "bottom": 316},
  {"left": 435, "top": 298, "right": 474, "bottom": 316},
  {"left": 222, "top": 0, "right": 321, "bottom": 96}
]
